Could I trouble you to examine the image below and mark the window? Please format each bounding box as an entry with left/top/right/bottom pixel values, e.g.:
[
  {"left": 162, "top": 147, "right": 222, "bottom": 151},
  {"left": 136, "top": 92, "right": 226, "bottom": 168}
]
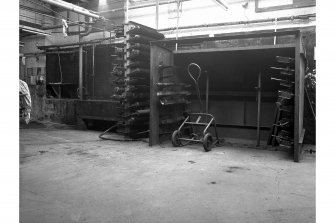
[{"left": 255, "top": 0, "right": 315, "bottom": 13}]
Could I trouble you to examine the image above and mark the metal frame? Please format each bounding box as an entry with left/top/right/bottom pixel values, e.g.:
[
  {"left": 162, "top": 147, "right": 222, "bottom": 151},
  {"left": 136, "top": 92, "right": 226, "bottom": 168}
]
[
  {"left": 176, "top": 113, "right": 219, "bottom": 143},
  {"left": 149, "top": 44, "right": 174, "bottom": 146},
  {"left": 150, "top": 29, "right": 306, "bottom": 162}
]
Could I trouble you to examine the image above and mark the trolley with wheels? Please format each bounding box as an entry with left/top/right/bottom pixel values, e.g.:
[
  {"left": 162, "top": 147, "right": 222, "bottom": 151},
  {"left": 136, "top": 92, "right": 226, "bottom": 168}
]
[{"left": 171, "top": 112, "right": 220, "bottom": 152}]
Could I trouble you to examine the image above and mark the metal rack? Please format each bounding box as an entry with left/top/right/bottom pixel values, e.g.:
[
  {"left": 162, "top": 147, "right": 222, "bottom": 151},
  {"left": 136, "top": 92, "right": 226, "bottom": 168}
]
[
  {"left": 111, "top": 21, "right": 164, "bottom": 138},
  {"left": 268, "top": 56, "right": 295, "bottom": 150},
  {"left": 156, "top": 64, "right": 190, "bottom": 138}
]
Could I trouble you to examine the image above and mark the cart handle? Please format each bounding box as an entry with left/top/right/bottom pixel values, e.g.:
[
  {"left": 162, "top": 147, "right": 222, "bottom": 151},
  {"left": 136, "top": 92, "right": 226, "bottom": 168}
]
[
  {"left": 187, "top": 112, "right": 216, "bottom": 120},
  {"left": 187, "top": 63, "right": 201, "bottom": 83}
]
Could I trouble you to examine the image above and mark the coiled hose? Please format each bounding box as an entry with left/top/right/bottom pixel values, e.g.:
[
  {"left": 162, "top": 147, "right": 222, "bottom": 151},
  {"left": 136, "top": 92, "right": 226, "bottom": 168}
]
[{"left": 98, "top": 123, "right": 145, "bottom": 142}]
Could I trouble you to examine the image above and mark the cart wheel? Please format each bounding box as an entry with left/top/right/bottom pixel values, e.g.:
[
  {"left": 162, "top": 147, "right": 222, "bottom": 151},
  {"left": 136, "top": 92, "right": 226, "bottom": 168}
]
[
  {"left": 172, "top": 130, "right": 182, "bottom": 147},
  {"left": 203, "top": 133, "right": 213, "bottom": 152}
]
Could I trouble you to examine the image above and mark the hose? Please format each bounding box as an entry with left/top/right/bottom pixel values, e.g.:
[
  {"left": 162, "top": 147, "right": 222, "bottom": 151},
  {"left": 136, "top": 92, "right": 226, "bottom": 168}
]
[{"left": 98, "top": 123, "right": 147, "bottom": 142}]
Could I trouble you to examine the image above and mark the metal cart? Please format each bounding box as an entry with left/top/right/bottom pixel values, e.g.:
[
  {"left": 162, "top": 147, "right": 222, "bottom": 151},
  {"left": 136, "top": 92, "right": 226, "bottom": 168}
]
[{"left": 171, "top": 112, "right": 220, "bottom": 152}]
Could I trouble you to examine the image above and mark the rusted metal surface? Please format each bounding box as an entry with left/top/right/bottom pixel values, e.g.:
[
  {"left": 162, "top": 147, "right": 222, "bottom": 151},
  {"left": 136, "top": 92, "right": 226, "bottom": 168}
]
[{"left": 76, "top": 100, "right": 121, "bottom": 122}]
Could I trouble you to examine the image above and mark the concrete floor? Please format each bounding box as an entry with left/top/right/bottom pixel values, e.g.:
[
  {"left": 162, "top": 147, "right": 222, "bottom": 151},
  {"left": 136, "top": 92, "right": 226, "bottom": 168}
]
[{"left": 20, "top": 122, "right": 315, "bottom": 223}]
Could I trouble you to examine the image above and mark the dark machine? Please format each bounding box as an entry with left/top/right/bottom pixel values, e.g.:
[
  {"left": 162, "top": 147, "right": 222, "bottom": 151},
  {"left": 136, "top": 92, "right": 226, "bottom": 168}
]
[{"left": 99, "top": 22, "right": 164, "bottom": 140}]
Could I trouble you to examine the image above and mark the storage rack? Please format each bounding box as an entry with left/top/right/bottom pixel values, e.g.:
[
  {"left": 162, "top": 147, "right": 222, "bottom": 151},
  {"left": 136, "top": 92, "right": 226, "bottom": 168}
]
[
  {"left": 111, "top": 21, "right": 164, "bottom": 138},
  {"left": 268, "top": 56, "right": 295, "bottom": 150},
  {"left": 156, "top": 65, "right": 190, "bottom": 137}
]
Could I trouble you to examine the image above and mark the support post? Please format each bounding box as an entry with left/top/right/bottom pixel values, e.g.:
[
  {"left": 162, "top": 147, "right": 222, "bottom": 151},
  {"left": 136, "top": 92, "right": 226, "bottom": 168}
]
[
  {"left": 294, "top": 31, "right": 305, "bottom": 162},
  {"left": 79, "top": 25, "right": 83, "bottom": 100},
  {"left": 175, "top": 0, "right": 180, "bottom": 51},
  {"left": 155, "top": 0, "right": 159, "bottom": 29},
  {"left": 150, "top": 45, "right": 174, "bottom": 146},
  {"left": 256, "top": 71, "right": 262, "bottom": 147},
  {"left": 125, "top": 0, "right": 129, "bottom": 23},
  {"left": 206, "top": 71, "right": 209, "bottom": 114},
  {"left": 103, "top": 21, "right": 106, "bottom": 39},
  {"left": 294, "top": 33, "right": 300, "bottom": 162},
  {"left": 85, "top": 46, "right": 88, "bottom": 93},
  {"left": 92, "top": 44, "right": 95, "bottom": 98}
]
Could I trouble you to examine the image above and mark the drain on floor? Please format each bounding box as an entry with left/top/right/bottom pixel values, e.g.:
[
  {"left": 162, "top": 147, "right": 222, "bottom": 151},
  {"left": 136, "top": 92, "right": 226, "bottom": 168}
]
[{"left": 188, "top": 160, "right": 196, "bottom": 164}]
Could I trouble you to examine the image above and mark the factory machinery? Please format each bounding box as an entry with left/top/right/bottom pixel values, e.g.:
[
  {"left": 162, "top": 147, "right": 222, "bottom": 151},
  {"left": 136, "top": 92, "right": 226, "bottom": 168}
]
[
  {"left": 100, "top": 21, "right": 192, "bottom": 140},
  {"left": 104, "top": 22, "right": 165, "bottom": 139}
]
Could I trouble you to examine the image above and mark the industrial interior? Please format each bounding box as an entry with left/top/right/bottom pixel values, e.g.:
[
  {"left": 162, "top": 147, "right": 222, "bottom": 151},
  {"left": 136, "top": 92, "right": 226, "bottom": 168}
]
[{"left": 19, "top": 0, "right": 316, "bottom": 222}]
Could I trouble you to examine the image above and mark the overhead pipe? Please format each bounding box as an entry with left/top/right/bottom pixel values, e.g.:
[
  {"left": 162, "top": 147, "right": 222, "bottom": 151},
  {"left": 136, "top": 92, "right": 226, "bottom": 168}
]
[
  {"left": 37, "top": 37, "right": 120, "bottom": 50},
  {"left": 158, "top": 14, "right": 316, "bottom": 32},
  {"left": 99, "top": 0, "right": 193, "bottom": 14},
  {"left": 41, "top": 21, "right": 93, "bottom": 30},
  {"left": 20, "top": 5, "right": 94, "bottom": 31},
  {"left": 40, "top": 0, "right": 104, "bottom": 20}
]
